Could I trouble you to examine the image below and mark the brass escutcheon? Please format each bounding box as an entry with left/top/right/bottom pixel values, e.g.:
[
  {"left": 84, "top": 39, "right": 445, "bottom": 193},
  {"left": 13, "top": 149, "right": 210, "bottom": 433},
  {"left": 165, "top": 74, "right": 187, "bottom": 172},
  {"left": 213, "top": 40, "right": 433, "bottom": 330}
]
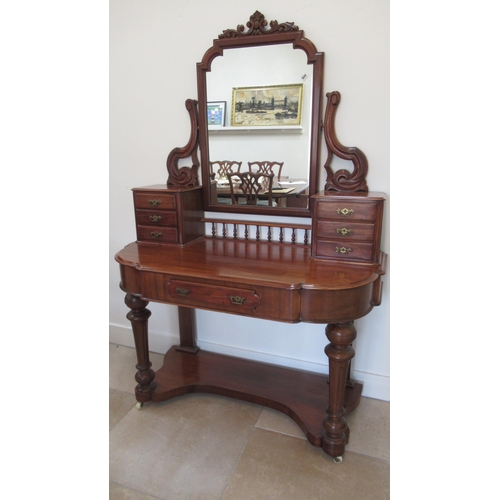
[
  {"left": 230, "top": 296, "right": 246, "bottom": 305},
  {"left": 337, "top": 208, "right": 354, "bottom": 216},
  {"left": 175, "top": 287, "right": 190, "bottom": 296},
  {"left": 335, "top": 246, "right": 353, "bottom": 254},
  {"left": 336, "top": 227, "right": 353, "bottom": 236},
  {"left": 148, "top": 199, "right": 162, "bottom": 207},
  {"left": 150, "top": 231, "right": 163, "bottom": 239},
  {"left": 149, "top": 215, "right": 162, "bottom": 222}
]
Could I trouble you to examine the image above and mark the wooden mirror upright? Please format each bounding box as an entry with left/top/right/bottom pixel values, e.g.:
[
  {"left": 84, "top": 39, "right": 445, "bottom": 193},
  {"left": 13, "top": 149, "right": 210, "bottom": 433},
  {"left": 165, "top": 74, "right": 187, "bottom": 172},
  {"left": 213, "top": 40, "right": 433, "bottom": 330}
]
[{"left": 116, "top": 11, "right": 386, "bottom": 462}]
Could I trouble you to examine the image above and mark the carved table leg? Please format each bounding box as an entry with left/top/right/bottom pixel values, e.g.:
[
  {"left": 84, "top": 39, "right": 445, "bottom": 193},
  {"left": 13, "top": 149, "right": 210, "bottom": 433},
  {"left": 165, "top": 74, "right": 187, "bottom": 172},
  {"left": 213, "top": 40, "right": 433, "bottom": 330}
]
[
  {"left": 322, "top": 322, "right": 357, "bottom": 460},
  {"left": 125, "top": 294, "right": 156, "bottom": 402}
]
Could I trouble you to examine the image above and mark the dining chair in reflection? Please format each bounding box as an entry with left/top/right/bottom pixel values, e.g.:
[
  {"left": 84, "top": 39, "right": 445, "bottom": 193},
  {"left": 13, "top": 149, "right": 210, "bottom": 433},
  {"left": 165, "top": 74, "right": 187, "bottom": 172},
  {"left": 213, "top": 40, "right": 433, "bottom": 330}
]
[
  {"left": 247, "top": 161, "right": 284, "bottom": 180},
  {"left": 227, "top": 172, "right": 275, "bottom": 207},
  {"left": 209, "top": 160, "right": 242, "bottom": 180}
]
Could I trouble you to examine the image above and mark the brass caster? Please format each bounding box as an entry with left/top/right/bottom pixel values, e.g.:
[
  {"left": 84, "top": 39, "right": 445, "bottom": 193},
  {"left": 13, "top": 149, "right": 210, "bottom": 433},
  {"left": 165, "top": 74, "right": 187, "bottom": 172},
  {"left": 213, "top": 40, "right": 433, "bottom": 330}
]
[
  {"left": 332, "top": 456, "right": 343, "bottom": 463},
  {"left": 136, "top": 402, "right": 143, "bottom": 410}
]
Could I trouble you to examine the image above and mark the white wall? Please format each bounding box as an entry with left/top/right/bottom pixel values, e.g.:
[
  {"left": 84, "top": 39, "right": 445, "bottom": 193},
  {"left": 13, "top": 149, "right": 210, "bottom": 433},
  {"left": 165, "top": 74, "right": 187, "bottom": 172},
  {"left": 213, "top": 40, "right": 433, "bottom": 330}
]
[{"left": 110, "top": 0, "right": 390, "bottom": 400}]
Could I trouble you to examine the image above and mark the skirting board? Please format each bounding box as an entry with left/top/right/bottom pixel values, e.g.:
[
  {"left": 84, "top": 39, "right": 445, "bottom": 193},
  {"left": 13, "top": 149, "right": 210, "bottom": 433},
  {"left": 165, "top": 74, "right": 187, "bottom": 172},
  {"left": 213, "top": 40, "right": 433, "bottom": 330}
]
[{"left": 109, "top": 324, "right": 390, "bottom": 402}]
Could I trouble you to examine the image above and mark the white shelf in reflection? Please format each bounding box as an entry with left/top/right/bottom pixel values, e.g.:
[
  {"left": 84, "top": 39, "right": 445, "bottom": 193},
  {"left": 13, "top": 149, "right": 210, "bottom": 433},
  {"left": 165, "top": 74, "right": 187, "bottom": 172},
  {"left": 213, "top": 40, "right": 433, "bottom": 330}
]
[{"left": 208, "top": 125, "right": 303, "bottom": 134}]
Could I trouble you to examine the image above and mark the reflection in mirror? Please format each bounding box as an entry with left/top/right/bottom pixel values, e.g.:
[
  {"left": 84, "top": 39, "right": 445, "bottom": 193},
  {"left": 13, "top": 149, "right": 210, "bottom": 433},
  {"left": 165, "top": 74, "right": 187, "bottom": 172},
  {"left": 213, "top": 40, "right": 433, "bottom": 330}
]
[{"left": 206, "top": 44, "right": 313, "bottom": 209}]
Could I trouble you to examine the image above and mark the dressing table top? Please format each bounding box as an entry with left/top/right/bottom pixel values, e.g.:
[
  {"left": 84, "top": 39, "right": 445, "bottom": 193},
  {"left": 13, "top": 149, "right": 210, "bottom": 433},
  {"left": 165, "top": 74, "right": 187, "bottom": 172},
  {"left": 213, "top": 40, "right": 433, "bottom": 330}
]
[{"left": 116, "top": 238, "right": 383, "bottom": 291}]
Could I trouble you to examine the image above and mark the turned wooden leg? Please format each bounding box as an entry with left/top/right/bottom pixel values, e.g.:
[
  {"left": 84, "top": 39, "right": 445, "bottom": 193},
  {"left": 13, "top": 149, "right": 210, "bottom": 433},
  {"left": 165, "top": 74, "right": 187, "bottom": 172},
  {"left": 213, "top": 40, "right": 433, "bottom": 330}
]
[
  {"left": 175, "top": 306, "right": 200, "bottom": 354},
  {"left": 125, "top": 294, "right": 156, "bottom": 401},
  {"left": 322, "top": 322, "right": 357, "bottom": 459}
]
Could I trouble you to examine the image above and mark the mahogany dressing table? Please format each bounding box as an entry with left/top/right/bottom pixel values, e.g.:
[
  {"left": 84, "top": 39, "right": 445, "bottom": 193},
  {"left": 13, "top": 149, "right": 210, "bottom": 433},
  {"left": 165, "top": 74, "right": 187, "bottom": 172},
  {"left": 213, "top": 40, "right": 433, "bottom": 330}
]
[{"left": 115, "top": 12, "right": 386, "bottom": 462}]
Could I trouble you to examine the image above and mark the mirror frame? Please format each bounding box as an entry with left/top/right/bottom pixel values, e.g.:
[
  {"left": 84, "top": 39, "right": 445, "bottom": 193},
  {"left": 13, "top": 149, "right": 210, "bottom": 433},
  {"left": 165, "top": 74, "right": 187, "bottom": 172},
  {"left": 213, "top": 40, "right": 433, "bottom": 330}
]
[{"left": 197, "top": 11, "right": 324, "bottom": 217}]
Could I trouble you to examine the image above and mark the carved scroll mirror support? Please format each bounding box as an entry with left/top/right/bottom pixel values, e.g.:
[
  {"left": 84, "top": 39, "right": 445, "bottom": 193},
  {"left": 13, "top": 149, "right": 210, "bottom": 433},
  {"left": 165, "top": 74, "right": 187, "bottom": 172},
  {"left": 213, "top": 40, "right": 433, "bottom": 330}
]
[
  {"left": 323, "top": 91, "right": 369, "bottom": 192},
  {"left": 166, "top": 99, "right": 200, "bottom": 188}
]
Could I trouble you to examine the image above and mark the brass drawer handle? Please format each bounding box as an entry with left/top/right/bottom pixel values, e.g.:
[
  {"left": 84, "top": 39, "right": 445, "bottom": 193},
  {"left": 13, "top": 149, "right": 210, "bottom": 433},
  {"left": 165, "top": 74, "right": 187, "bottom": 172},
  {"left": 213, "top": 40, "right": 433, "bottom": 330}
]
[
  {"left": 148, "top": 199, "right": 162, "bottom": 207},
  {"left": 337, "top": 208, "right": 354, "bottom": 216},
  {"left": 335, "top": 246, "right": 353, "bottom": 255},
  {"left": 150, "top": 231, "right": 163, "bottom": 239},
  {"left": 175, "top": 287, "right": 190, "bottom": 296},
  {"left": 149, "top": 215, "right": 162, "bottom": 222},
  {"left": 336, "top": 227, "right": 353, "bottom": 236},
  {"left": 230, "top": 296, "right": 246, "bottom": 305}
]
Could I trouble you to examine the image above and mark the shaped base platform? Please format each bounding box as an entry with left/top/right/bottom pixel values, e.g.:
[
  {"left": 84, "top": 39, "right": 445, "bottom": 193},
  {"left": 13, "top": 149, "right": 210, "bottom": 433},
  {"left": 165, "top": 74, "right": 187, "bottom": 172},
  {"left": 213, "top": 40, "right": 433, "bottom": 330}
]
[{"left": 137, "top": 346, "right": 362, "bottom": 448}]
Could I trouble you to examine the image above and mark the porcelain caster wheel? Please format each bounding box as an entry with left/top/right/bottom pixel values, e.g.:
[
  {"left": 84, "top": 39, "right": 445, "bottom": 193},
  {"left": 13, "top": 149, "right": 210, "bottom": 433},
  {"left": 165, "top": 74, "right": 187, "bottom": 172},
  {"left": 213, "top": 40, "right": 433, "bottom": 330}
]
[
  {"left": 136, "top": 402, "right": 143, "bottom": 410},
  {"left": 332, "top": 456, "right": 343, "bottom": 463}
]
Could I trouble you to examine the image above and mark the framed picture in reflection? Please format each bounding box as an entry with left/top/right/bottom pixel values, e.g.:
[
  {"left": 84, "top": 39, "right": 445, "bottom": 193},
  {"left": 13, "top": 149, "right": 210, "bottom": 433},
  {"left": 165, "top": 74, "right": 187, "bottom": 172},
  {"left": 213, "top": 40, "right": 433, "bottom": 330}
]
[
  {"left": 207, "top": 101, "right": 226, "bottom": 127},
  {"left": 231, "top": 84, "right": 303, "bottom": 127}
]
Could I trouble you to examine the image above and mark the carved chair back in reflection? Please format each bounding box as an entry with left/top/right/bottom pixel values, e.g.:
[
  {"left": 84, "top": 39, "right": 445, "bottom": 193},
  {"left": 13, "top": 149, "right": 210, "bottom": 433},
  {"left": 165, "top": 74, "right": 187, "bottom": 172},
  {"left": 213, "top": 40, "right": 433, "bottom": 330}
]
[
  {"left": 248, "top": 161, "right": 284, "bottom": 180},
  {"left": 228, "top": 172, "right": 275, "bottom": 206},
  {"left": 209, "top": 160, "right": 242, "bottom": 180}
]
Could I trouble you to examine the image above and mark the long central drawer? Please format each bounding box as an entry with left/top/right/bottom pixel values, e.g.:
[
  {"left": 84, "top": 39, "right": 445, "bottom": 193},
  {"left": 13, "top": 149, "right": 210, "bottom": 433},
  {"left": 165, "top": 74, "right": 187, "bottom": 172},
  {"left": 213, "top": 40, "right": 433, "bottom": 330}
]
[
  {"left": 140, "top": 272, "right": 301, "bottom": 322},
  {"left": 166, "top": 280, "right": 261, "bottom": 313}
]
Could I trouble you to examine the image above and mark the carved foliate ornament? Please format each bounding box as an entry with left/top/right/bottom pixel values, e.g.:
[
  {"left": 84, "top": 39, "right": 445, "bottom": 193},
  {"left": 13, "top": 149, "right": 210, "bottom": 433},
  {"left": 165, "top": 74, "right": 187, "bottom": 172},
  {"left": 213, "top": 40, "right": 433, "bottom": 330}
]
[{"left": 219, "top": 11, "right": 299, "bottom": 38}]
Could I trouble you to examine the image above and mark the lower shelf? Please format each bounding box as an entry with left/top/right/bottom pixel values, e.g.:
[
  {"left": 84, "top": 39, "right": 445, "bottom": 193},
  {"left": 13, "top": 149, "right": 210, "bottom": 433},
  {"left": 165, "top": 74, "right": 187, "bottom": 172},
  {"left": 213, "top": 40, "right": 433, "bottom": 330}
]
[{"left": 138, "top": 346, "right": 362, "bottom": 448}]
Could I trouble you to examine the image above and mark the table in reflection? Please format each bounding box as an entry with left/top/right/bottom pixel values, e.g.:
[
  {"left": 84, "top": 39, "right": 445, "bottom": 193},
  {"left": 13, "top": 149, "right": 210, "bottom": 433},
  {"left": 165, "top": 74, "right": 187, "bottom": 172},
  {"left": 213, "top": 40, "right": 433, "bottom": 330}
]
[{"left": 212, "top": 178, "right": 309, "bottom": 207}]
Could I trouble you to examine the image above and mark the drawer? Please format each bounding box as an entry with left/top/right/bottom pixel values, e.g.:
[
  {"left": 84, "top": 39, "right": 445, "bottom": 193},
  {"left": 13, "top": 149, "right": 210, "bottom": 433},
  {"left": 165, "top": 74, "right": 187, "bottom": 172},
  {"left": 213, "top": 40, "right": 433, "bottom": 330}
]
[
  {"left": 141, "top": 272, "right": 301, "bottom": 321},
  {"left": 136, "top": 225, "right": 178, "bottom": 243},
  {"left": 135, "top": 209, "right": 177, "bottom": 227},
  {"left": 316, "top": 200, "right": 378, "bottom": 221},
  {"left": 315, "top": 239, "right": 374, "bottom": 262},
  {"left": 316, "top": 220, "right": 375, "bottom": 241},
  {"left": 164, "top": 280, "right": 261, "bottom": 313},
  {"left": 134, "top": 192, "right": 176, "bottom": 210}
]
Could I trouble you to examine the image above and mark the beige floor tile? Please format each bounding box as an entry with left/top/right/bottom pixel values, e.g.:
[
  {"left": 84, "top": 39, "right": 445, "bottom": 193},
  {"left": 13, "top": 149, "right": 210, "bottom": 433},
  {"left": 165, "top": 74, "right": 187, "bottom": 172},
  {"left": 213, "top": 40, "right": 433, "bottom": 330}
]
[
  {"left": 110, "top": 481, "right": 159, "bottom": 500},
  {"left": 222, "top": 428, "right": 389, "bottom": 500},
  {"left": 110, "top": 344, "right": 389, "bottom": 499},
  {"left": 345, "top": 397, "right": 390, "bottom": 460},
  {"left": 110, "top": 389, "right": 138, "bottom": 430},
  {"left": 256, "top": 396, "right": 390, "bottom": 461},
  {"left": 256, "top": 407, "right": 306, "bottom": 439},
  {"left": 110, "top": 393, "right": 261, "bottom": 500},
  {"left": 109, "top": 344, "right": 165, "bottom": 394}
]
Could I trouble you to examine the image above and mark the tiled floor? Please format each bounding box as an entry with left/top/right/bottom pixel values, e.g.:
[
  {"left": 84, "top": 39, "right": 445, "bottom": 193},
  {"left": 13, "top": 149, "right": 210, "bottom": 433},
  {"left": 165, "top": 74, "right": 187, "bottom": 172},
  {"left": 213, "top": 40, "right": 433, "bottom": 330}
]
[{"left": 110, "top": 343, "right": 389, "bottom": 499}]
